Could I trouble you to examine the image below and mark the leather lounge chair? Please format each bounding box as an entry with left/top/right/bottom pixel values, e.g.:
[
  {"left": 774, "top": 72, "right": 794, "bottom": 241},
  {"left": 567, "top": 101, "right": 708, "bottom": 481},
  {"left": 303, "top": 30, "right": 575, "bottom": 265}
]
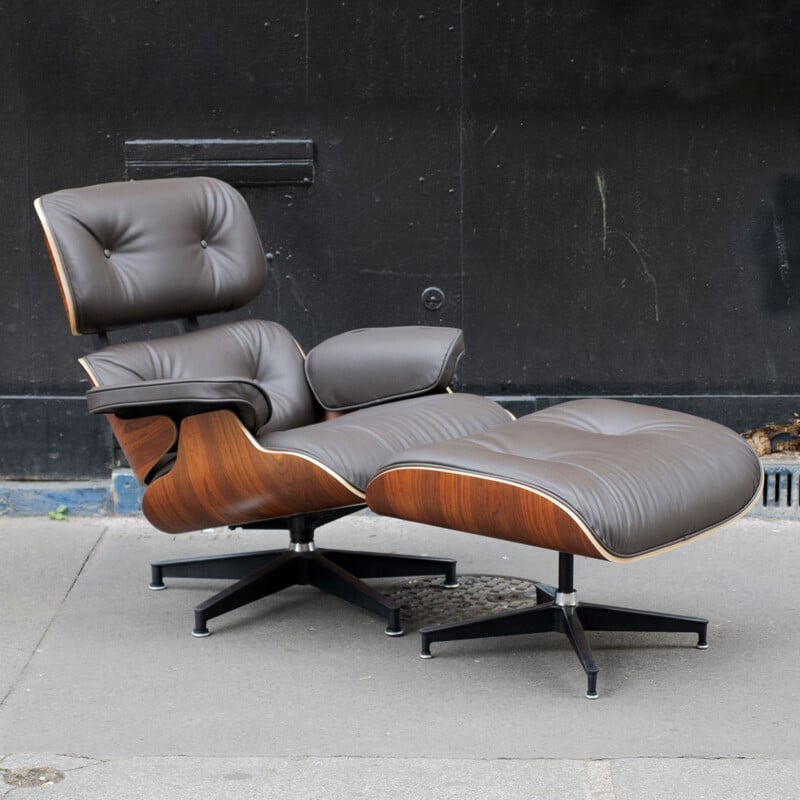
[{"left": 34, "top": 176, "right": 511, "bottom": 637}]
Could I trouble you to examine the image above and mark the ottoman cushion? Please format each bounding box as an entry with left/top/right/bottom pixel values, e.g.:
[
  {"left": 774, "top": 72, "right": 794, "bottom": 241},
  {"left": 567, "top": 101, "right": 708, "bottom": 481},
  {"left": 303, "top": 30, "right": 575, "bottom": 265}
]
[{"left": 367, "top": 399, "right": 763, "bottom": 560}]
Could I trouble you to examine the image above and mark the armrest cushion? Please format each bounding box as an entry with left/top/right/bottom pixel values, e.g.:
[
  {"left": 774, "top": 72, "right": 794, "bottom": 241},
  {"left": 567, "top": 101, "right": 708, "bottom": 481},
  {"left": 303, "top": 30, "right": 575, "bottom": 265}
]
[
  {"left": 86, "top": 378, "right": 272, "bottom": 432},
  {"left": 304, "top": 326, "right": 464, "bottom": 411}
]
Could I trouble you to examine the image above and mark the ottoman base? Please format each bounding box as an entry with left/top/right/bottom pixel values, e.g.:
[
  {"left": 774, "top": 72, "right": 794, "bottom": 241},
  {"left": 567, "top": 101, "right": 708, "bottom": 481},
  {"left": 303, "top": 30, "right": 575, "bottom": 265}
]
[{"left": 418, "top": 553, "right": 709, "bottom": 699}]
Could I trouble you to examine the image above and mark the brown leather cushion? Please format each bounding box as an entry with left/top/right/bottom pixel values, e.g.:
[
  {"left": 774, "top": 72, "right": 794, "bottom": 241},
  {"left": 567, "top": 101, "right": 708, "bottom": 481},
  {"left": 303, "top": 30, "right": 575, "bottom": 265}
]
[
  {"left": 83, "top": 320, "right": 316, "bottom": 433},
  {"left": 35, "top": 177, "right": 266, "bottom": 334},
  {"left": 305, "top": 327, "right": 464, "bottom": 411},
  {"left": 367, "top": 399, "right": 763, "bottom": 558},
  {"left": 258, "top": 393, "right": 513, "bottom": 491}
]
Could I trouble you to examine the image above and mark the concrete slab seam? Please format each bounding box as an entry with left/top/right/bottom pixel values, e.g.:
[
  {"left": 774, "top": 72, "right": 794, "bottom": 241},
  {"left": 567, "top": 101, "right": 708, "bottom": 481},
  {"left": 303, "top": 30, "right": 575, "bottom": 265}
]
[{"left": 0, "top": 527, "right": 106, "bottom": 708}]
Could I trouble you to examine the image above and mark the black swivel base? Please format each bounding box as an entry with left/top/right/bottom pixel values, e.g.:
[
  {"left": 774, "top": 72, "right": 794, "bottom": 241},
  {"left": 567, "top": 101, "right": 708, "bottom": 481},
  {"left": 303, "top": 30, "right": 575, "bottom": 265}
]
[
  {"left": 419, "top": 552, "right": 708, "bottom": 699},
  {"left": 148, "top": 508, "right": 458, "bottom": 637}
]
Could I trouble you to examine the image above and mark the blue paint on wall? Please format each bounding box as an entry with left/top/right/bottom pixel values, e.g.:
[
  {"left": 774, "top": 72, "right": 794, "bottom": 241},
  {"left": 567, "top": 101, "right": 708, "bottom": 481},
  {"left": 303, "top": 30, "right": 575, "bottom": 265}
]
[{"left": 0, "top": 469, "right": 143, "bottom": 517}]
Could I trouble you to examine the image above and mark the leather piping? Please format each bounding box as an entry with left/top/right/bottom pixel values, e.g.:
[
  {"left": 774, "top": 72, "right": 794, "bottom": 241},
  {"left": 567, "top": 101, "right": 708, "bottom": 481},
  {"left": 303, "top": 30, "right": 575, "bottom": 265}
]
[
  {"left": 34, "top": 197, "right": 80, "bottom": 336},
  {"left": 78, "top": 357, "right": 100, "bottom": 386}
]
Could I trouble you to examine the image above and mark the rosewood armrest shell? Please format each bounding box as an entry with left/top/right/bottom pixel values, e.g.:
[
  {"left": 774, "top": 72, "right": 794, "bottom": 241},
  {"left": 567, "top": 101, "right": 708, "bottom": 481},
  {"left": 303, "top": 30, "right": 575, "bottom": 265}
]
[{"left": 108, "top": 414, "right": 178, "bottom": 484}]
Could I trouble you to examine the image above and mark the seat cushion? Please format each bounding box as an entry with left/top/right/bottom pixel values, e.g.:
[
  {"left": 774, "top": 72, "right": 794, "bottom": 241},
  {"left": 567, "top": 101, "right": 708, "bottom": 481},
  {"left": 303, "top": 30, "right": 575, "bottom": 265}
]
[
  {"left": 257, "top": 393, "right": 512, "bottom": 491},
  {"left": 367, "top": 399, "right": 763, "bottom": 559}
]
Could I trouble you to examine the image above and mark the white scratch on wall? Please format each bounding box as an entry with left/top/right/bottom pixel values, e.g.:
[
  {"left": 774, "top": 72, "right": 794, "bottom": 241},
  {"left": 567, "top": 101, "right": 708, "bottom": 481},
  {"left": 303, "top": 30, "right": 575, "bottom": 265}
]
[
  {"left": 609, "top": 230, "right": 660, "bottom": 322},
  {"left": 771, "top": 201, "right": 790, "bottom": 285},
  {"left": 595, "top": 170, "right": 608, "bottom": 252}
]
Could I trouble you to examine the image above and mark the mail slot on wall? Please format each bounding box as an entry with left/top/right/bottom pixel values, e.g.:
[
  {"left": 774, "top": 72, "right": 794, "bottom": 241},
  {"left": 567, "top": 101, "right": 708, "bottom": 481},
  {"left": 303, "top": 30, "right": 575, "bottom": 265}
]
[{"left": 124, "top": 139, "right": 314, "bottom": 185}]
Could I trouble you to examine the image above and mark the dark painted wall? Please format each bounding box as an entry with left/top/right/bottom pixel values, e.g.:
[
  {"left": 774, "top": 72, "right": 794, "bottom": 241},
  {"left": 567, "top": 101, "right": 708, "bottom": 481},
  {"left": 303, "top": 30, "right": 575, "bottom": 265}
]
[{"left": 2, "top": 1, "right": 799, "bottom": 478}]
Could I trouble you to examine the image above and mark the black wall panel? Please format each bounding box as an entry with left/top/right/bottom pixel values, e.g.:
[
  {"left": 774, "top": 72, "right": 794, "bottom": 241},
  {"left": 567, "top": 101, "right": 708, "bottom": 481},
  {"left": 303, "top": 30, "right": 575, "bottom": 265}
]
[
  {"left": 460, "top": 2, "right": 800, "bottom": 404},
  {"left": 2, "top": 1, "right": 799, "bottom": 478}
]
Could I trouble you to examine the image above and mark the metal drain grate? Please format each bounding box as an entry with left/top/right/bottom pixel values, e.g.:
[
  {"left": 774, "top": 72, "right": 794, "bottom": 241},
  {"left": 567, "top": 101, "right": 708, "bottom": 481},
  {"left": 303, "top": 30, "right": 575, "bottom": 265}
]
[
  {"left": 752, "top": 456, "right": 800, "bottom": 518},
  {"left": 378, "top": 574, "right": 544, "bottom": 630}
]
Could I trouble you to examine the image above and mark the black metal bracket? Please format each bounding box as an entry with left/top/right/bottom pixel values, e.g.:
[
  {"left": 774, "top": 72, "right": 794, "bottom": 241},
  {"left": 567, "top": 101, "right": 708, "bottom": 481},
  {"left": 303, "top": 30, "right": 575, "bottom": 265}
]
[{"left": 124, "top": 139, "right": 315, "bottom": 186}]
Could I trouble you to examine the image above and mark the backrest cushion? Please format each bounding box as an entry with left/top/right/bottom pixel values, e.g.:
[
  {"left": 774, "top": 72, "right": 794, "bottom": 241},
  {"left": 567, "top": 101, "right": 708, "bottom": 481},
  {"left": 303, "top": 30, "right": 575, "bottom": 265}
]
[
  {"left": 35, "top": 177, "right": 266, "bottom": 335},
  {"left": 81, "top": 320, "right": 318, "bottom": 433}
]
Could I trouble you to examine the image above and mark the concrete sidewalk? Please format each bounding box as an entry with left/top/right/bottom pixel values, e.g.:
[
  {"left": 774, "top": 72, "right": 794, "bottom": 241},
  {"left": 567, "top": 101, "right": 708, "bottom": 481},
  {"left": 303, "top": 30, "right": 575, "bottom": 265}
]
[{"left": 1, "top": 513, "right": 798, "bottom": 798}]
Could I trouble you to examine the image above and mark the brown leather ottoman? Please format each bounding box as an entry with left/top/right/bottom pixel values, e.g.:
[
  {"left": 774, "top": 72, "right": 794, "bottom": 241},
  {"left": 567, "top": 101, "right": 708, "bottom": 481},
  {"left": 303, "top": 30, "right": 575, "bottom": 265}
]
[{"left": 366, "top": 399, "right": 763, "bottom": 697}]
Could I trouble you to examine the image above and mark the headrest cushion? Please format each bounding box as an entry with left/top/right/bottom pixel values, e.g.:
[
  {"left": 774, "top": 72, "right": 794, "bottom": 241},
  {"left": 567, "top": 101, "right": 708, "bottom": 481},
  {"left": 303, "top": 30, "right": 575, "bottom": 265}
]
[{"left": 35, "top": 177, "right": 266, "bottom": 334}]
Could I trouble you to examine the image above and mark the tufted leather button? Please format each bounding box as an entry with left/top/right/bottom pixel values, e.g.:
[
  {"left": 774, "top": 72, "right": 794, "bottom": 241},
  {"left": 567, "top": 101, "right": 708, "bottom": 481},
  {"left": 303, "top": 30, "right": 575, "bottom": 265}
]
[
  {"left": 103, "top": 248, "right": 111, "bottom": 258},
  {"left": 200, "top": 239, "right": 208, "bottom": 249}
]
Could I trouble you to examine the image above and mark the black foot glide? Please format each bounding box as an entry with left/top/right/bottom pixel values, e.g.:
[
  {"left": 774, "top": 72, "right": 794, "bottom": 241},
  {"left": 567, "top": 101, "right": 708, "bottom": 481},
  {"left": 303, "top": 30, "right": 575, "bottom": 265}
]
[
  {"left": 150, "top": 507, "right": 458, "bottom": 637},
  {"left": 419, "top": 553, "right": 708, "bottom": 699}
]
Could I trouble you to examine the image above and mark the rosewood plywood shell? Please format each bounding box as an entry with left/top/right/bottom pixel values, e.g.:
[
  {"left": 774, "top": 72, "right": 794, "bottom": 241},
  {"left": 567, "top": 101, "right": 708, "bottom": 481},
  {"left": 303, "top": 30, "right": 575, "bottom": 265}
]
[
  {"left": 142, "top": 409, "right": 363, "bottom": 533},
  {"left": 367, "top": 467, "right": 606, "bottom": 560},
  {"left": 108, "top": 414, "right": 178, "bottom": 484}
]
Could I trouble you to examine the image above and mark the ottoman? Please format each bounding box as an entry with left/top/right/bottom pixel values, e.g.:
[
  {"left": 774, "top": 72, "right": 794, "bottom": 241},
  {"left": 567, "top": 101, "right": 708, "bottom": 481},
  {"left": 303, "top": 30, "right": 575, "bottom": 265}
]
[{"left": 366, "top": 399, "right": 763, "bottom": 697}]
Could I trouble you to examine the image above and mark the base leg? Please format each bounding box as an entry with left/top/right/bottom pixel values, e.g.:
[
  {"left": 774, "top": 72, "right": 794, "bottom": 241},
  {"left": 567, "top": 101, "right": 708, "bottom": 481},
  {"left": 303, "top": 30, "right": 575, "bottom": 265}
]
[
  {"left": 192, "top": 552, "right": 297, "bottom": 636},
  {"left": 558, "top": 607, "right": 600, "bottom": 699},
  {"left": 578, "top": 602, "right": 709, "bottom": 647},
  {"left": 323, "top": 549, "right": 459, "bottom": 588},
  {"left": 308, "top": 555, "right": 404, "bottom": 636},
  {"left": 150, "top": 548, "right": 287, "bottom": 589},
  {"left": 419, "top": 603, "right": 558, "bottom": 657}
]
